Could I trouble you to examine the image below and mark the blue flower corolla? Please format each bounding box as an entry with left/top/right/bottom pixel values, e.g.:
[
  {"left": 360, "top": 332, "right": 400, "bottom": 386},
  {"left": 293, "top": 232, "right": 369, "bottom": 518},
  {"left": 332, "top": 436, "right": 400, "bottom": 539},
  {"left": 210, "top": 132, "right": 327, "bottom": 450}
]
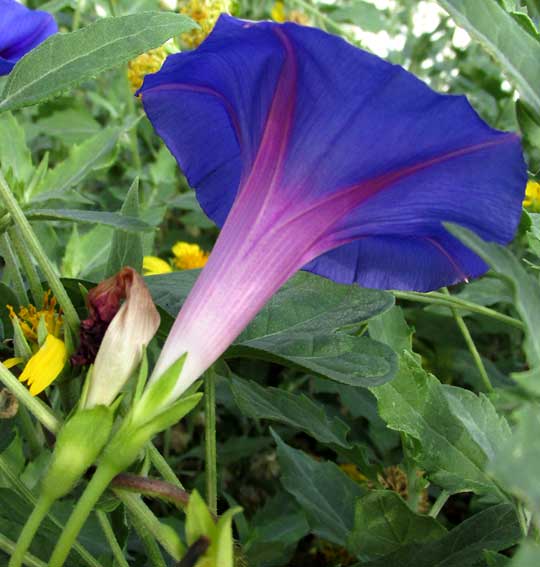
[
  {"left": 139, "top": 15, "right": 526, "bottom": 401},
  {"left": 0, "top": 0, "right": 57, "bottom": 76}
]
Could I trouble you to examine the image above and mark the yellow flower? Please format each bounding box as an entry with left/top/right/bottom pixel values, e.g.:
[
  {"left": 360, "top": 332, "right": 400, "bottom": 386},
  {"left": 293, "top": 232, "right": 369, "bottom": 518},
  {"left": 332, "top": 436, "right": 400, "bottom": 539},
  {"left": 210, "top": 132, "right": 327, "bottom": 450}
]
[
  {"left": 7, "top": 291, "right": 63, "bottom": 344},
  {"left": 524, "top": 180, "right": 540, "bottom": 212},
  {"left": 19, "top": 335, "right": 68, "bottom": 396},
  {"left": 271, "top": 1, "right": 286, "bottom": 22},
  {"left": 172, "top": 241, "right": 209, "bottom": 269},
  {"left": 5, "top": 292, "right": 67, "bottom": 395},
  {"left": 143, "top": 256, "right": 174, "bottom": 276},
  {"left": 179, "top": 0, "right": 230, "bottom": 48},
  {"left": 127, "top": 47, "right": 168, "bottom": 93}
]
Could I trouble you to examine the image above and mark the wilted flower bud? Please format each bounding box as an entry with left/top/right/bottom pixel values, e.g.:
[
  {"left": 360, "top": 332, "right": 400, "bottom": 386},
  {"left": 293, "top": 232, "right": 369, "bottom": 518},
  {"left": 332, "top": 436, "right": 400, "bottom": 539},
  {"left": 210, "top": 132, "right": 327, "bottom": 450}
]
[{"left": 81, "top": 268, "right": 160, "bottom": 408}]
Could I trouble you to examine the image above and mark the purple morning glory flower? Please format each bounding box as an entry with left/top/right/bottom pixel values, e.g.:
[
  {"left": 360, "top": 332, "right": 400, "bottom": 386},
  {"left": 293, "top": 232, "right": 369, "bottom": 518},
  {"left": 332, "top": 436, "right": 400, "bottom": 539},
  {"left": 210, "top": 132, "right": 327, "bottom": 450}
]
[
  {"left": 0, "top": 0, "right": 57, "bottom": 76},
  {"left": 139, "top": 15, "right": 526, "bottom": 400}
]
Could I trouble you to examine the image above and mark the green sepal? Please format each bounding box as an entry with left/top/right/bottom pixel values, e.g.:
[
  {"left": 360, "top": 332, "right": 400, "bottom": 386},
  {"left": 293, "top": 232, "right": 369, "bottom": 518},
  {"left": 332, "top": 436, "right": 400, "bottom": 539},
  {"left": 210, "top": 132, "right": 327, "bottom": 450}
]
[
  {"left": 186, "top": 490, "right": 215, "bottom": 546},
  {"left": 101, "top": 392, "right": 203, "bottom": 474},
  {"left": 184, "top": 490, "right": 242, "bottom": 567},
  {"left": 133, "top": 353, "right": 188, "bottom": 423},
  {"left": 11, "top": 315, "right": 32, "bottom": 359},
  {"left": 37, "top": 315, "right": 48, "bottom": 346},
  {"left": 63, "top": 321, "right": 77, "bottom": 357},
  {"left": 41, "top": 405, "right": 114, "bottom": 502},
  {"left": 133, "top": 349, "right": 149, "bottom": 405}
]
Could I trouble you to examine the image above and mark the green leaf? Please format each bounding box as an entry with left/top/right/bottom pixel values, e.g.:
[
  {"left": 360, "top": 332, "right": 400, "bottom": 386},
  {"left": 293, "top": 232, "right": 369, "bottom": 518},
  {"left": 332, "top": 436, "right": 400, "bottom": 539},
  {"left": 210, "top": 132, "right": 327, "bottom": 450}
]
[
  {"left": 485, "top": 551, "right": 512, "bottom": 566},
  {"left": 273, "top": 431, "right": 366, "bottom": 546},
  {"left": 25, "top": 209, "right": 152, "bottom": 232},
  {"left": 31, "top": 127, "right": 121, "bottom": 201},
  {"left": 371, "top": 351, "right": 508, "bottom": 497},
  {"left": 329, "top": 1, "right": 387, "bottom": 32},
  {"left": 237, "top": 272, "right": 394, "bottom": 339},
  {"left": 230, "top": 375, "right": 351, "bottom": 447},
  {"left": 367, "top": 306, "right": 413, "bottom": 354},
  {"left": 232, "top": 332, "right": 397, "bottom": 387},
  {"left": 436, "top": 0, "right": 540, "bottom": 115},
  {"left": 0, "top": 12, "right": 196, "bottom": 112},
  {"left": 360, "top": 504, "right": 521, "bottom": 567},
  {"left": 347, "top": 491, "right": 447, "bottom": 560},
  {"left": 61, "top": 224, "right": 113, "bottom": 279},
  {"left": 490, "top": 404, "right": 540, "bottom": 518},
  {"left": 107, "top": 178, "right": 144, "bottom": 275},
  {"left": 32, "top": 108, "right": 101, "bottom": 145},
  {"left": 447, "top": 224, "right": 540, "bottom": 384},
  {"left": 0, "top": 112, "right": 33, "bottom": 188},
  {"left": 148, "top": 272, "right": 397, "bottom": 386}
]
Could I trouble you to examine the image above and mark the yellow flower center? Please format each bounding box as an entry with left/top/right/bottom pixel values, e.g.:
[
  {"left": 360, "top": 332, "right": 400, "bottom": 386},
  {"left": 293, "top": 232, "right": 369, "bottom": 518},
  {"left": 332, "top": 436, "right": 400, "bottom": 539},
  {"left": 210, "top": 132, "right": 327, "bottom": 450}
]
[
  {"left": 19, "top": 335, "right": 68, "bottom": 396},
  {"left": 172, "top": 241, "right": 209, "bottom": 270},
  {"left": 127, "top": 46, "right": 168, "bottom": 93},
  {"left": 524, "top": 180, "right": 540, "bottom": 213},
  {"left": 179, "top": 0, "right": 231, "bottom": 48},
  {"left": 7, "top": 291, "right": 63, "bottom": 344}
]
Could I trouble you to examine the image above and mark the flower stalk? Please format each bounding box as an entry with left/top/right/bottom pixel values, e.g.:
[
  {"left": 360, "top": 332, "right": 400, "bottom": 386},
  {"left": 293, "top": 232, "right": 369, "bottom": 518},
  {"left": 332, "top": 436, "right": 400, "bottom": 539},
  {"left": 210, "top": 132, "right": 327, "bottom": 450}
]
[
  {"left": 204, "top": 366, "right": 218, "bottom": 515},
  {"left": 0, "top": 171, "right": 80, "bottom": 334}
]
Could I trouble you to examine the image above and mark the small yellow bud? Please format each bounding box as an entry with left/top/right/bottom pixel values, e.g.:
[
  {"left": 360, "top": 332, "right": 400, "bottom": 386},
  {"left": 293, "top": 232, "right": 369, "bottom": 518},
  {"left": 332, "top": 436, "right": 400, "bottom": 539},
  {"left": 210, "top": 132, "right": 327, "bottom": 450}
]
[{"left": 523, "top": 180, "right": 540, "bottom": 212}]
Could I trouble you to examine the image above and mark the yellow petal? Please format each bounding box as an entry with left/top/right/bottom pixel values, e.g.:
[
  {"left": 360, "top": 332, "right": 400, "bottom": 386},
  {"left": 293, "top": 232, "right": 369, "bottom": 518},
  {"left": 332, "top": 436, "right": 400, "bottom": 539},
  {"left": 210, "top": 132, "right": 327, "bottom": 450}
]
[
  {"left": 524, "top": 180, "right": 540, "bottom": 212},
  {"left": 271, "top": 1, "right": 286, "bottom": 22},
  {"left": 2, "top": 357, "right": 24, "bottom": 369},
  {"left": 19, "top": 335, "right": 67, "bottom": 396},
  {"left": 143, "top": 256, "right": 173, "bottom": 275}
]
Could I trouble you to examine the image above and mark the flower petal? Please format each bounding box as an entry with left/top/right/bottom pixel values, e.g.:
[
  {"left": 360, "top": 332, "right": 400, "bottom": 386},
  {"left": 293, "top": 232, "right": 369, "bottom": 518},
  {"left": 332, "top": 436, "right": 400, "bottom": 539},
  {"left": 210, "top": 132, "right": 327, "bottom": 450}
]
[
  {"left": 140, "top": 15, "right": 526, "bottom": 291},
  {"left": 0, "top": 0, "right": 57, "bottom": 75}
]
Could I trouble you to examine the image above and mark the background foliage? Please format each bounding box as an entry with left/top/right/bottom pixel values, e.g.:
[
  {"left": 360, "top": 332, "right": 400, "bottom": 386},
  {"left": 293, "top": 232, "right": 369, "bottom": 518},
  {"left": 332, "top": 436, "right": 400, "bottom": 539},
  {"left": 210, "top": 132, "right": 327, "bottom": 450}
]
[{"left": 1, "top": 0, "right": 540, "bottom": 566}]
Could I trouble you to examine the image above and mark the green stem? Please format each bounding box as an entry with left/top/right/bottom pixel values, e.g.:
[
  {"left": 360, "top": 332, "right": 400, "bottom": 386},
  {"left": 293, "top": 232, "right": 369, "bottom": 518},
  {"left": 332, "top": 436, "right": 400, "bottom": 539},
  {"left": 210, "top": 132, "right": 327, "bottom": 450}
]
[
  {"left": 114, "top": 490, "right": 184, "bottom": 560},
  {"left": 17, "top": 405, "right": 43, "bottom": 459},
  {"left": 96, "top": 511, "right": 130, "bottom": 567},
  {"left": 9, "top": 494, "right": 53, "bottom": 567},
  {"left": 72, "top": 0, "right": 82, "bottom": 31},
  {"left": 0, "top": 171, "right": 80, "bottom": 334},
  {"left": 1, "top": 233, "right": 28, "bottom": 305},
  {"left": 0, "top": 454, "right": 103, "bottom": 567},
  {"left": 429, "top": 490, "right": 450, "bottom": 518},
  {"left": 0, "top": 363, "right": 60, "bottom": 434},
  {"left": 8, "top": 226, "right": 44, "bottom": 308},
  {"left": 147, "top": 442, "right": 184, "bottom": 488},
  {"left": 204, "top": 367, "right": 217, "bottom": 516},
  {"left": 128, "top": 507, "right": 167, "bottom": 567},
  {"left": 392, "top": 290, "right": 523, "bottom": 329},
  {"left": 0, "top": 533, "right": 46, "bottom": 567},
  {"left": 441, "top": 288, "right": 493, "bottom": 392},
  {"left": 48, "top": 463, "right": 118, "bottom": 567}
]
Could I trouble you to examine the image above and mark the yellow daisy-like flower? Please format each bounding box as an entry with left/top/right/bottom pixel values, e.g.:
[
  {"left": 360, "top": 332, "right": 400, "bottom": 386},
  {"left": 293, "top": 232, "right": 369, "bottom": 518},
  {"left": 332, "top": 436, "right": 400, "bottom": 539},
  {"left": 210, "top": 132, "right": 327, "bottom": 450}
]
[
  {"left": 524, "top": 180, "right": 540, "bottom": 212},
  {"left": 127, "top": 46, "right": 168, "bottom": 93},
  {"left": 143, "top": 255, "right": 174, "bottom": 276},
  {"left": 5, "top": 292, "right": 67, "bottom": 396},
  {"left": 172, "top": 241, "right": 209, "bottom": 269},
  {"left": 18, "top": 335, "right": 68, "bottom": 396},
  {"left": 7, "top": 291, "right": 63, "bottom": 343},
  {"left": 271, "top": 1, "right": 310, "bottom": 24},
  {"left": 179, "top": 0, "right": 230, "bottom": 48}
]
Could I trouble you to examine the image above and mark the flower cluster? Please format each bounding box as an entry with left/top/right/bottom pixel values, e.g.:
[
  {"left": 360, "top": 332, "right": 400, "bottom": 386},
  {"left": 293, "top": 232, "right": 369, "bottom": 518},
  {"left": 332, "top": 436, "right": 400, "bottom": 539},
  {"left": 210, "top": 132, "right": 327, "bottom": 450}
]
[
  {"left": 179, "top": 0, "right": 231, "bottom": 48},
  {"left": 128, "top": 47, "right": 168, "bottom": 92}
]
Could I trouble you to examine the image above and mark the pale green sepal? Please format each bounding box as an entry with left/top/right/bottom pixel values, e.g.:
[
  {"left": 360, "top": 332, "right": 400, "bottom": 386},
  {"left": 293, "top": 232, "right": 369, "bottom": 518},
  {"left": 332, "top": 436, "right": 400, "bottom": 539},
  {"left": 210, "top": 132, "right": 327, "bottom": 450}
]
[
  {"left": 11, "top": 316, "right": 32, "bottom": 359},
  {"left": 133, "top": 353, "right": 188, "bottom": 423},
  {"left": 138, "top": 393, "right": 203, "bottom": 439},
  {"left": 41, "top": 405, "right": 114, "bottom": 502},
  {"left": 186, "top": 490, "right": 215, "bottom": 546},
  {"left": 37, "top": 315, "right": 48, "bottom": 346},
  {"left": 212, "top": 507, "right": 243, "bottom": 567},
  {"left": 63, "top": 321, "right": 76, "bottom": 357},
  {"left": 133, "top": 349, "right": 149, "bottom": 405},
  {"left": 78, "top": 365, "right": 93, "bottom": 410}
]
